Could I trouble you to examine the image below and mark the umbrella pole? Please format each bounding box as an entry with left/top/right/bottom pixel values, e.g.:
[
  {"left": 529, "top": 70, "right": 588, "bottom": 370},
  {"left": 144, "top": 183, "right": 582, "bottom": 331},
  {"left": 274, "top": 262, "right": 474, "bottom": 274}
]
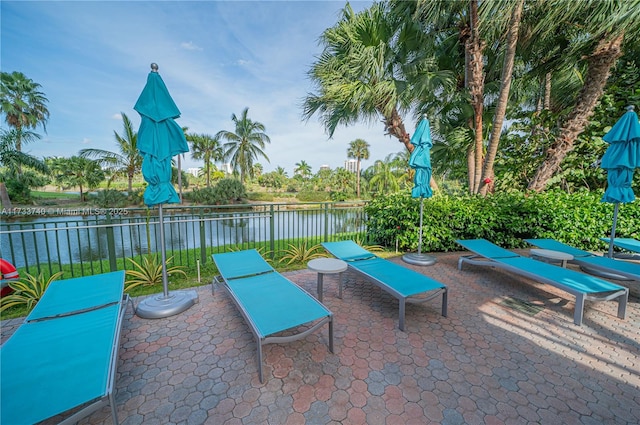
[
  {"left": 158, "top": 204, "right": 170, "bottom": 297},
  {"left": 417, "top": 197, "right": 424, "bottom": 255},
  {"left": 402, "top": 196, "right": 436, "bottom": 266},
  {"left": 608, "top": 203, "right": 619, "bottom": 258}
]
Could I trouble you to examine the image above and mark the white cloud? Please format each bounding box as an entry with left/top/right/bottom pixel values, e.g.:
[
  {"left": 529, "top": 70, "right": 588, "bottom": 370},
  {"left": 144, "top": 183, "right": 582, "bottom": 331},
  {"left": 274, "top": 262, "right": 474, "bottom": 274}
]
[{"left": 180, "top": 41, "right": 203, "bottom": 51}]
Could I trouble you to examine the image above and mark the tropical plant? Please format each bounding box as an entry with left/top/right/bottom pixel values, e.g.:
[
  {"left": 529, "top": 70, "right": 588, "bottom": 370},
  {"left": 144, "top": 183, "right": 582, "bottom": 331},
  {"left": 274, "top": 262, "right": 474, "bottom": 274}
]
[
  {"left": 347, "top": 138, "right": 370, "bottom": 198},
  {"left": 217, "top": 107, "right": 271, "bottom": 183},
  {"left": 0, "top": 128, "right": 48, "bottom": 207},
  {"left": 294, "top": 160, "right": 312, "bottom": 179},
  {"left": 367, "top": 154, "right": 402, "bottom": 194},
  {"left": 124, "top": 255, "right": 186, "bottom": 292},
  {"left": 187, "top": 132, "right": 224, "bottom": 188},
  {"left": 0, "top": 71, "right": 49, "bottom": 154},
  {"left": 0, "top": 271, "right": 63, "bottom": 313},
  {"left": 278, "top": 242, "right": 326, "bottom": 265},
  {"left": 526, "top": 0, "right": 640, "bottom": 191},
  {"left": 79, "top": 112, "right": 141, "bottom": 194},
  {"left": 48, "top": 156, "right": 105, "bottom": 201}
]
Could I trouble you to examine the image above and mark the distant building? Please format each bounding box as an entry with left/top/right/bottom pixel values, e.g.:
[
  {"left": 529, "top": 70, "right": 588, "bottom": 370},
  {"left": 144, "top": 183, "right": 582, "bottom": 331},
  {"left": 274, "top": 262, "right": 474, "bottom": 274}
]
[
  {"left": 187, "top": 167, "right": 201, "bottom": 177},
  {"left": 319, "top": 164, "right": 331, "bottom": 171},
  {"left": 221, "top": 163, "right": 233, "bottom": 174},
  {"left": 344, "top": 159, "right": 357, "bottom": 173}
]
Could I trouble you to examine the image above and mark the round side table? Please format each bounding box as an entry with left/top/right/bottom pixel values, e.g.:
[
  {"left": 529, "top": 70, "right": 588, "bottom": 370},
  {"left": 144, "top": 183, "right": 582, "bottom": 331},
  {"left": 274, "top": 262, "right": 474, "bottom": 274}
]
[
  {"left": 307, "top": 258, "right": 348, "bottom": 302},
  {"left": 530, "top": 248, "right": 573, "bottom": 268}
]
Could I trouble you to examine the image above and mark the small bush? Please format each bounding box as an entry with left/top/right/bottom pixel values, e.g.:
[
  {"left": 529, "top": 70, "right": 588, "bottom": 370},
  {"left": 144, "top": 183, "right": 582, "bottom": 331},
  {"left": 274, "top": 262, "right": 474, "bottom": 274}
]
[
  {"left": 188, "top": 179, "right": 247, "bottom": 205},
  {"left": 247, "top": 192, "right": 275, "bottom": 202},
  {"left": 297, "top": 191, "right": 330, "bottom": 202},
  {"left": 91, "top": 189, "right": 127, "bottom": 208}
]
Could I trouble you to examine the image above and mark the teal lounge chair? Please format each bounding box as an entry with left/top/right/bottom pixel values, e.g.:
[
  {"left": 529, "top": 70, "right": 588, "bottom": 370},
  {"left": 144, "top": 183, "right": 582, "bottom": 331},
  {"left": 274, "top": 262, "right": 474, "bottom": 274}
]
[
  {"left": 456, "top": 239, "right": 628, "bottom": 326},
  {"left": 1, "top": 271, "right": 128, "bottom": 425},
  {"left": 212, "top": 249, "right": 334, "bottom": 383},
  {"left": 601, "top": 237, "right": 640, "bottom": 258},
  {"left": 525, "top": 238, "right": 640, "bottom": 282},
  {"left": 321, "top": 240, "right": 447, "bottom": 331}
]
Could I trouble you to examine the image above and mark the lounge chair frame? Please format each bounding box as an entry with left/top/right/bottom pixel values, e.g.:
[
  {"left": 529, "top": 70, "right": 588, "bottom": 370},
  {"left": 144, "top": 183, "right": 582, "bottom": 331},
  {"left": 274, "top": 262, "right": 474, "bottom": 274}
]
[
  {"left": 1, "top": 271, "right": 129, "bottom": 425},
  {"left": 322, "top": 241, "right": 447, "bottom": 331},
  {"left": 212, "top": 251, "right": 334, "bottom": 383},
  {"left": 457, "top": 239, "right": 628, "bottom": 326},
  {"left": 526, "top": 238, "right": 640, "bottom": 282}
]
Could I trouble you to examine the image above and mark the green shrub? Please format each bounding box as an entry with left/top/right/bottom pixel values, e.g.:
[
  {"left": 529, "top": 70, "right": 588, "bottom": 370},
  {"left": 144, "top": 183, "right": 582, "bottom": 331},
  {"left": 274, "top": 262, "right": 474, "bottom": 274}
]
[
  {"left": 91, "top": 189, "right": 127, "bottom": 208},
  {"left": 0, "top": 271, "right": 64, "bottom": 313},
  {"left": 188, "top": 178, "right": 247, "bottom": 205},
  {"left": 365, "top": 190, "right": 640, "bottom": 253},
  {"left": 297, "top": 191, "right": 330, "bottom": 202},
  {"left": 247, "top": 192, "right": 275, "bottom": 202}
]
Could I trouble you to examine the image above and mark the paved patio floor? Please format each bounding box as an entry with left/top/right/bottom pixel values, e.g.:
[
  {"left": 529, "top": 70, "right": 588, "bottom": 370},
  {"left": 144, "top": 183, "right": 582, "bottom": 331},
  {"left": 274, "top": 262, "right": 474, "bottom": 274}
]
[{"left": 2, "top": 251, "right": 639, "bottom": 424}]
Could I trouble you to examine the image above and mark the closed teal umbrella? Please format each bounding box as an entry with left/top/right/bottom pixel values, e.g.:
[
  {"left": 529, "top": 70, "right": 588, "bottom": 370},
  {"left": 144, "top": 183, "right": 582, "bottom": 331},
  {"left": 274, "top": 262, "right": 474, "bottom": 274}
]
[
  {"left": 134, "top": 65, "right": 189, "bottom": 206},
  {"left": 601, "top": 105, "right": 640, "bottom": 258},
  {"left": 403, "top": 116, "right": 435, "bottom": 266},
  {"left": 133, "top": 63, "right": 196, "bottom": 319}
]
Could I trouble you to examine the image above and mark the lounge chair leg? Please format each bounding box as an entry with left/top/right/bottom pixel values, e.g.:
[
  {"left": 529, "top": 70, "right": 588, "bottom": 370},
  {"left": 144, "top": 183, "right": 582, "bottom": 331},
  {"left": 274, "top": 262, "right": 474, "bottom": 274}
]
[
  {"left": 441, "top": 289, "right": 448, "bottom": 317},
  {"left": 399, "top": 299, "right": 406, "bottom": 331},
  {"left": 574, "top": 294, "right": 585, "bottom": 326},
  {"left": 329, "top": 317, "right": 334, "bottom": 353},
  {"left": 109, "top": 393, "right": 120, "bottom": 425},
  {"left": 617, "top": 290, "right": 628, "bottom": 320},
  {"left": 257, "top": 341, "right": 264, "bottom": 384}
]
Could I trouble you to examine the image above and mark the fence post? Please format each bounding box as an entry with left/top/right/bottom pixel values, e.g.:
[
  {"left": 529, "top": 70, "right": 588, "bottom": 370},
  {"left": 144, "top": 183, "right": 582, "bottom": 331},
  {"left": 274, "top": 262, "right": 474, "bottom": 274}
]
[
  {"left": 199, "top": 208, "right": 207, "bottom": 264},
  {"left": 269, "top": 204, "right": 275, "bottom": 259},
  {"left": 104, "top": 212, "right": 118, "bottom": 272},
  {"left": 324, "top": 202, "right": 329, "bottom": 242}
]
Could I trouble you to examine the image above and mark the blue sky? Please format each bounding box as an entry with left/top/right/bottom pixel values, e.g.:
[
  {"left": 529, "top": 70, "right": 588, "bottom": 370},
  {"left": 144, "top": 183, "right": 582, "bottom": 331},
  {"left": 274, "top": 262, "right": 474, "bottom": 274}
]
[{"left": 2, "top": 0, "right": 409, "bottom": 175}]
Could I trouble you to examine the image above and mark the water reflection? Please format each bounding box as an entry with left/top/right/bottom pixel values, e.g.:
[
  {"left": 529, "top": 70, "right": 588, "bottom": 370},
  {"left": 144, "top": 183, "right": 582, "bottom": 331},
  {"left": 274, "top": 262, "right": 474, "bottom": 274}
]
[{"left": 1, "top": 208, "right": 365, "bottom": 268}]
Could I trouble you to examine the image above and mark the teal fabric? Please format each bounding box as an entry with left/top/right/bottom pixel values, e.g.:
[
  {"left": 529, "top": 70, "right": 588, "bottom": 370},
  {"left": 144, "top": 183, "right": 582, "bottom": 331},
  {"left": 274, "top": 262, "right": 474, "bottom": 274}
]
[
  {"left": 456, "top": 239, "right": 520, "bottom": 259},
  {"left": 459, "top": 239, "right": 625, "bottom": 294},
  {"left": 0, "top": 305, "right": 120, "bottom": 424},
  {"left": 134, "top": 71, "right": 189, "bottom": 207},
  {"left": 601, "top": 237, "right": 640, "bottom": 253},
  {"left": 349, "top": 257, "right": 445, "bottom": 297},
  {"left": 499, "top": 257, "right": 624, "bottom": 293},
  {"left": 226, "top": 272, "right": 330, "bottom": 337},
  {"left": 601, "top": 108, "right": 640, "bottom": 204},
  {"left": 409, "top": 118, "right": 433, "bottom": 199},
  {"left": 213, "top": 250, "right": 275, "bottom": 280},
  {"left": 321, "top": 241, "right": 377, "bottom": 262},
  {"left": 322, "top": 240, "right": 446, "bottom": 297},
  {"left": 527, "top": 238, "right": 640, "bottom": 280},
  {"left": 27, "top": 270, "right": 124, "bottom": 321},
  {"left": 524, "top": 238, "right": 592, "bottom": 257}
]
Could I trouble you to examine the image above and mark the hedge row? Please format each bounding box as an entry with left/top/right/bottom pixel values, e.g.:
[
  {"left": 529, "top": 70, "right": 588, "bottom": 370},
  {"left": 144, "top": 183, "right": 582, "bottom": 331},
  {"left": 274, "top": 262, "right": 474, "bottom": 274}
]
[{"left": 365, "top": 191, "right": 639, "bottom": 253}]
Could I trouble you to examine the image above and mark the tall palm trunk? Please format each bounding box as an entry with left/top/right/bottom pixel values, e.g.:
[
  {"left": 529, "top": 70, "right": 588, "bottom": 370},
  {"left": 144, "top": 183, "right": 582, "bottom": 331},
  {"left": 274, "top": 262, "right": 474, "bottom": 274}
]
[
  {"left": 356, "top": 159, "right": 361, "bottom": 198},
  {"left": 467, "top": 0, "right": 485, "bottom": 194},
  {"left": 0, "top": 182, "right": 12, "bottom": 209},
  {"left": 528, "top": 35, "right": 624, "bottom": 192},
  {"left": 480, "top": 0, "right": 524, "bottom": 196}
]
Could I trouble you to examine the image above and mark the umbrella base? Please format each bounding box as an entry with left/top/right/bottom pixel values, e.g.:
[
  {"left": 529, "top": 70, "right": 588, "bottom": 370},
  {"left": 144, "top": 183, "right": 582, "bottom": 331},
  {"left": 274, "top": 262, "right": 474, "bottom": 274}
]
[
  {"left": 402, "top": 252, "right": 436, "bottom": 266},
  {"left": 136, "top": 289, "right": 199, "bottom": 319}
]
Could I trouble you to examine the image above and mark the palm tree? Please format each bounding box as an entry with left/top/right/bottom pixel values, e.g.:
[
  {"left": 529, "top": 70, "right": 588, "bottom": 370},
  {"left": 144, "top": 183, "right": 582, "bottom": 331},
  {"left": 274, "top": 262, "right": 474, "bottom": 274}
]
[
  {"left": 0, "top": 128, "right": 48, "bottom": 208},
  {"left": 1, "top": 72, "right": 49, "bottom": 178},
  {"left": 0, "top": 72, "right": 49, "bottom": 155},
  {"left": 347, "top": 139, "right": 370, "bottom": 198},
  {"left": 79, "top": 112, "right": 141, "bottom": 194},
  {"left": 368, "top": 154, "right": 402, "bottom": 194},
  {"left": 217, "top": 107, "right": 270, "bottom": 183},
  {"left": 294, "top": 160, "right": 312, "bottom": 179},
  {"left": 187, "top": 133, "right": 223, "bottom": 188},
  {"left": 526, "top": 0, "right": 640, "bottom": 191},
  {"left": 303, "top": 2, "right": 453, "bottom": 153}
]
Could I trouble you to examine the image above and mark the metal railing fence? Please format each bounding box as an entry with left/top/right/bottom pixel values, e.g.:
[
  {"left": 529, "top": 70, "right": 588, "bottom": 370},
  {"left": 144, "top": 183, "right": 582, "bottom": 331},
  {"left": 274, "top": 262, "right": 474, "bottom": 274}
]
[{"left": 0, "top": 202, "right": 367, "bottom": 278}]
